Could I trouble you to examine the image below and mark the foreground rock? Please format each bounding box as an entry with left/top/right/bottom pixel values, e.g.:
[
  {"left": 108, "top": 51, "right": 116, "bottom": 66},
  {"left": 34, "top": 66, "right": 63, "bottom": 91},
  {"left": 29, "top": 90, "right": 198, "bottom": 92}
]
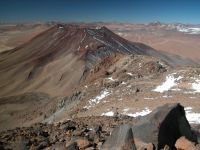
[
  {"left": 0, "top": 104, "right": 199, "bottom": 149},
  {"left": 0, "top": 116, "right": 136, "bottom": 150},
  {"left": 175, "top": 136, "right": 197, "bottom": 150},
  {"left": 132, "top": 139, "right": 155, "bottom": 150},
  {"left": 132, "top": 103, "right": 197, "bottom": 149},
  {"left": 101, "top": 124, "right": 136, "bottom": 150}
]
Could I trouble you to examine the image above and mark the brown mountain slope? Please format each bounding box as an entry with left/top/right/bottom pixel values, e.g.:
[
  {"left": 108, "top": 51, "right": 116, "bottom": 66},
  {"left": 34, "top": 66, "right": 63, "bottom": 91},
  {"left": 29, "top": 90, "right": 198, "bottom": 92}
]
[{"left": 0, "top": 24, "right": 196, "bottom": 97}]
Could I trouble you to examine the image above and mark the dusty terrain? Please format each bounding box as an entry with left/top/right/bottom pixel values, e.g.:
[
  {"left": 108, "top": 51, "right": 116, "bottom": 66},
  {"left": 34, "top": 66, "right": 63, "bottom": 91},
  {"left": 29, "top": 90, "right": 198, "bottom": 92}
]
[
  {"left": 0, "top": 23, "right": 51, "bottom": 52},
  {"left": 0, "top": 23, "right": 200, "bottom": 149},
  {"left": 0, "top": 25, "right": 198, "bottom": 130},
  {"left": 102, "top": 22, "right": 200, "bottom": 62}
]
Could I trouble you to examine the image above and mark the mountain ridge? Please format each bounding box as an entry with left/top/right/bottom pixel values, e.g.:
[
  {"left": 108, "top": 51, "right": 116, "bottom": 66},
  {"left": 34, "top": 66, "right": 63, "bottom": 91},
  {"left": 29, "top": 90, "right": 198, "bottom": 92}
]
[{"left": 0, "top": 24, "right": 197, "bottom": 97}]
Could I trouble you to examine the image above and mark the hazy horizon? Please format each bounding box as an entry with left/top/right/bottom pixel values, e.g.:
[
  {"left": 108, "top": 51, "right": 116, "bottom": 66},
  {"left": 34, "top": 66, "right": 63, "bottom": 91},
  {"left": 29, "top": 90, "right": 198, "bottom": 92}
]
[{"left": 1, "top": 21, "right": 200, "bottom": 26}]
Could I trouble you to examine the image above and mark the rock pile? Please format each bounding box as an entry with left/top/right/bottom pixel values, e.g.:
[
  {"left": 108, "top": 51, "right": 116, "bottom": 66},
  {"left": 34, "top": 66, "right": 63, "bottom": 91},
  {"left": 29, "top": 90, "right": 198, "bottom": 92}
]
[
  {"left": 0, "top": 104, "right": 200, "bottom": 150},
  {"left": 0, "top": 116, "right": 135, "bottom": 150}
]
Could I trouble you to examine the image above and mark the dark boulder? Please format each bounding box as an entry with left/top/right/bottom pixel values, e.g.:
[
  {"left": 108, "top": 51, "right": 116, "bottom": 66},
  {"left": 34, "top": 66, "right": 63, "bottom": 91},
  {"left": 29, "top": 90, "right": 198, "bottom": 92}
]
[
  {"left": 60, "top": 121, "right": 76, "bottom": 131},
  {"left": 132, "top": 103, "right": 197, "bottom": 149},
  {"left": 101, "top": 124, "right": 136, "bottom": 150}
]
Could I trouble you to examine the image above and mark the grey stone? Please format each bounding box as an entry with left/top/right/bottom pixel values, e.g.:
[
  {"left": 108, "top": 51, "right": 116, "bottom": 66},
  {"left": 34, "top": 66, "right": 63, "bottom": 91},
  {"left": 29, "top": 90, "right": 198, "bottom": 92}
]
[{"left": 101, "top": 124, "right": 136, "bottom": 150}]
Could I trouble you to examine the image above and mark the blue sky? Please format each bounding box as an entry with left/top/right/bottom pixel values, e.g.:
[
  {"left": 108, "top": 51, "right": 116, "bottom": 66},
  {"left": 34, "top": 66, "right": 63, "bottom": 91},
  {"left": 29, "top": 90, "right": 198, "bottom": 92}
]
[{"left": 0, "top": 0, "right": 200, "bottom": 23}]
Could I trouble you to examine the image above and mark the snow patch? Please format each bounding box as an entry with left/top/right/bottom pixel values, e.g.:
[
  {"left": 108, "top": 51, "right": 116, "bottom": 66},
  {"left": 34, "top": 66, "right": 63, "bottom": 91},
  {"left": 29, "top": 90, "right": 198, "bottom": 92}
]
[
  {"left": 185, "top": 107, "right": 200, "bottom": 124},
  {"left": 171, "top": 88, "right": 181, "bottom": 91},
  {"left": 126, "top": 72, "right": 133, "bottom": 76},
  {"left": 184, "top": 91, "right": 196, "bottom": 94},
  {"left": 81, "top": 33, "right": 86, "bottom": 43},
  {"left": 191, "top": 79, "right": 200, "bottom": 93},
  {"left": 90, "top": 90, "right": 110, "bottom": 103},
  {"left": 84, "top": 89, "right": 110, "bottom": 109},
  {"left": 107, "top": 77, "right": 116, "bottom": 81},
  {"left": 121, "top": 81, "right": 127, "bottom": 85},
  {"left": 126, "top": 108, "right": 151, "bottom": 117},
  {"left": 162, "top": 95, "right": 173, "bottom": 98},
  {"left": 177, "top": 26, "right": 200, "bottom": 34},
  {"left": 101, "top": 111, "right": 114, "bottom": 116},
  {"left": 153, "top": 74, "right": 183, "bottom": 93},
  {"left": 158, "top": 61, "right": 166, "bottom": 67},
  {"left": 139, "top": 63, "right": 142, "bottom": 68},
  {"left": 127, "top": 85, "right": 132, "bottom": 88},
  {"left": 123, "top": 108, "right": 129, "bottom": 112},
  {"left": 144, "top": 97, "right": 154, "bottom": 100},
  {"left": 95, "top": 26, "right": 101, "bottom": 30},
  {"left": 185, "top": 107, "right": 192, "bottom": 110},
  {"left": 190, "top": 97, "right": 196, "bottom": 99}
]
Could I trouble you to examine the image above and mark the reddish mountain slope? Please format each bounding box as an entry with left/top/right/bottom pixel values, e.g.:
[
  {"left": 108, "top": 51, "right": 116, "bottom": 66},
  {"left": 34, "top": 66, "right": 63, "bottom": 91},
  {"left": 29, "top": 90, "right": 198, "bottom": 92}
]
[{"left": 0, "top": 24, "right": 196, "bottom": 97}]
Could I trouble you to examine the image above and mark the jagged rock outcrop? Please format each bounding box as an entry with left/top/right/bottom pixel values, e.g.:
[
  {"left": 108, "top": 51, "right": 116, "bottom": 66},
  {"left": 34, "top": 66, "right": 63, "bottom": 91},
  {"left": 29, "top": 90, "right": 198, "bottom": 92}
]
[{"left": 132, "top": 103, "right": 197, "bottom": 149}]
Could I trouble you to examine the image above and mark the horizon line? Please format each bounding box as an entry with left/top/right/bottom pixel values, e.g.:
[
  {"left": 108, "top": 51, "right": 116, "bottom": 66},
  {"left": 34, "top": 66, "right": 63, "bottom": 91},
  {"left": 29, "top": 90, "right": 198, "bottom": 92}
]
[{"left": 0, "top": 20, "right": 200, "bottom": 25}]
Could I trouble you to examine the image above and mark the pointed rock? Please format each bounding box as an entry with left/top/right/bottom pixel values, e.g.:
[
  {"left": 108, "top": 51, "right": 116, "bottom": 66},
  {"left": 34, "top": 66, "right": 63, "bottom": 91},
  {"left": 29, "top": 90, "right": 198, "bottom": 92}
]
[{"left": 101, "top": 124, "right": 136, "bottom": 150}]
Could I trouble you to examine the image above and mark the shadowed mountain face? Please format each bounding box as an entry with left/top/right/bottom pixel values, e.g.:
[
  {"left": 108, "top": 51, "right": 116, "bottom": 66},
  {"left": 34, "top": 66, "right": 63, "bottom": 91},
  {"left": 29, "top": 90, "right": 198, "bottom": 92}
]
[{"left": 0, "top": 24, "right": 196, "bottom": 97}]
